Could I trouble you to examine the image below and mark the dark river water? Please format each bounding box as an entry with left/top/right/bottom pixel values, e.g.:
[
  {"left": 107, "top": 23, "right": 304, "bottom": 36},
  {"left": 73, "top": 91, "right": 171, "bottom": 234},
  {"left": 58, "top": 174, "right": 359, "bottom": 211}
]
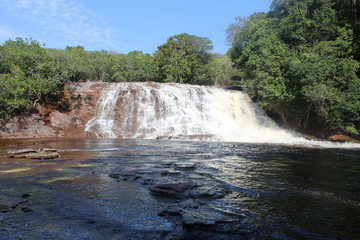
[{"left": 0, "top": 138, "right": 359, "bottom": 239}]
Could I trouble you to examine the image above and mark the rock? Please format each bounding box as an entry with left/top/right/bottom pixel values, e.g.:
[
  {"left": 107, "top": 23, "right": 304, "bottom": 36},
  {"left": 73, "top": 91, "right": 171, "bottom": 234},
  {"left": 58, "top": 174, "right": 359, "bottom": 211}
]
[
  {"left": 8, "top": 148, "right": 59, "bottom": 159},
  {"left": 21, "top": 193, "right": 31, "bottom": 198},
  {"left": 108, "top": 173, "right": 121, "bottom": 179},
  {"left": 158, "top": 205, "right": 183, "bottom": 216},
  {"left": 174, "top": 163, "right": 197, "bottom": 169},
  {"left": 21, "top": 207, "right": 34, "bottom": 213},
  {"left": 25, "top": 152, "right": 60, "bottom": 159},
  {"left": 8, "top": 149, "right": 37, "bottom": 156},
  {"left": 187, "top": 187, "right": 229, "bottom": 199},
  {"left": 139, "top": 178, "right": 154, "bottom": 185},
  {"left": 108, "top": 170, "right": 142, "bottom": 181},
  {"left": 161, "top": 170, "right": 181, "bottom": 176},
  {"left": 0, "top": 114, "right": 57, "bottom": 138},
  {"left": 0, "top": 196, "right": 28, "bottom": 209},
  {"left": 150, "top": 182, "right": 196, "bottom": 198},
  {"left": 329, "top": 134, "right": 360, "bottom": 143},
  {"left": 40, "top": 148, "right": 58, "bottom": 152},
  {"left": 182, "top": 214, "right": 217, "bottom": 227}
]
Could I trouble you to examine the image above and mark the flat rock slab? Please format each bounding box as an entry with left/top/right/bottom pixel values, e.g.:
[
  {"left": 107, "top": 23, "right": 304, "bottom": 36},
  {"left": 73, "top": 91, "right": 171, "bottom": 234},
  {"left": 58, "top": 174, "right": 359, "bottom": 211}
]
[
  {"left": 7, "top": 149, "right": 37, "bottom": 156},
  {"left": 8, "top": 148, "right": 60, "bottom": 159}
]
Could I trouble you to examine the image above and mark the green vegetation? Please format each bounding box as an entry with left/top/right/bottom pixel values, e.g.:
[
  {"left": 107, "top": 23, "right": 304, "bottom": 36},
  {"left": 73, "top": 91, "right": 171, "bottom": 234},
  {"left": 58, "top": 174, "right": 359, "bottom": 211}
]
[
  {"left": 0, "top": 36, "right": 237, "bottom": 119},
  {"left": 227, "top": 0, "right": 360, "bottom": 134}
]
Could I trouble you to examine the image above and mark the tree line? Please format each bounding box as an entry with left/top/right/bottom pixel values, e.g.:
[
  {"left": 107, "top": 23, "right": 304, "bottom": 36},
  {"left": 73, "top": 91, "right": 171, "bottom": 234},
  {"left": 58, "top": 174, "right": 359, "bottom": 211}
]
[
  {"left": 227, "top": 0, "right": 360, "bottom": 135},
  {"left": 0, "top": 34, "right": 238, "bottom": 119},
  {"left": 1, "top": 0, "right": 359, "bottom": 136}
]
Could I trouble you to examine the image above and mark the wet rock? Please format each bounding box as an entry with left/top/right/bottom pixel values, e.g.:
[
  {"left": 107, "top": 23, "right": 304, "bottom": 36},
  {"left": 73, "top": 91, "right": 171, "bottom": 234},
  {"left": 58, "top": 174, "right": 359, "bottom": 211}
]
[
  {"left": 174, "top": 163, "right": 197, "bottom": 169},
  {"left": 134, "top": 169, "right": 158, "bottom": 175},
  {"left": 21, "top": 193, "right": 31, "bottom": 198},
  {"left": 25, "top": 152, "right": 60, "bottom": 159},
  {"left": 21, "top": 207, "right": 34, "bottom": 213},
  {"left": 108, "top": 173, "right": 121, "bottom": 179},
  {"left": 329, "top": 134, "right": 360, "bottom": 143},
  {"left": 8, "top": 149, "right": 37, "bottom": 156},
  {"left": 150, "top": 182, "right": 196, "bottom": 198},
  {"left": 161, "top": 170, "right": 181, "bottom": 176},
  {"left": 0, "top": 196, "right": 28, "bottom": 209},
  {"left": 40, "top": 148, "right": 58, "bottom": 152},
  {"left": 139, "top": 178, "right": 155, "bottom": 185},
  {"left": 108, "top": 170, "right": 138, "bottom": 181},
  {"left": 158, "top": 205, "right": 183, "bottom": 216},
  {"left": 8, "top": 148, "right": 60, "bottom": 159},
  {"left": 182, "top": 214, "right": 217, "bottom": 227},
  {"left": 187, "top": 187, "right": 229, "bottom": 199}
]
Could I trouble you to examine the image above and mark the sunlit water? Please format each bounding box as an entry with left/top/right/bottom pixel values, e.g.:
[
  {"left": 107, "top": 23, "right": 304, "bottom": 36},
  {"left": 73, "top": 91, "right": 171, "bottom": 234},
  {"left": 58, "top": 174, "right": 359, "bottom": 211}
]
[{"left": 0, "top": 138, "right": 359, "bottom": 239}]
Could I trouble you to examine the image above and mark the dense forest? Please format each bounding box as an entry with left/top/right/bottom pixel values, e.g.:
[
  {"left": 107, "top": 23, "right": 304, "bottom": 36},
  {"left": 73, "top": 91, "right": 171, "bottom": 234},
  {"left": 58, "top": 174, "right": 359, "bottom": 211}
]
[
  {"left": 0, "top": 0, "right": 359, "bottom": 136},
  {"left": 228, "top": 0, "right": 360, "bottom": 135}
]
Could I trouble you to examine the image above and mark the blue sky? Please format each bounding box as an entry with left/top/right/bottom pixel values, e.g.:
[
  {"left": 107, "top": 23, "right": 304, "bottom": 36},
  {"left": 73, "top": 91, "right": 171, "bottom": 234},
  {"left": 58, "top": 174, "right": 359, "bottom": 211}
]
[{"left": 0, "top": 0, "right": 273, "bottom": 54}]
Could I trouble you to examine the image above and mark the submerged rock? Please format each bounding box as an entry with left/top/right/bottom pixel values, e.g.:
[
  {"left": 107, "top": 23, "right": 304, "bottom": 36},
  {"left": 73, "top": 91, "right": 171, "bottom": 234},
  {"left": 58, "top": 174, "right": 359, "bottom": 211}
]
[
  {"left": 150, "top": 182, "right": 196, "bottom": 198},
  {"left": 0, "top": 196, "right": 28, "bottom": 209}
]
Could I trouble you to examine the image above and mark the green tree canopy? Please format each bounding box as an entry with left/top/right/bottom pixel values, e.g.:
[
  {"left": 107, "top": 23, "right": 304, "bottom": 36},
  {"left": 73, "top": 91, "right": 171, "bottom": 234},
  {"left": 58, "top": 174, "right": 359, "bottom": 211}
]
[
  {"left": 228, "top": 0, "right": 360, "bottom": 133},
  {"left": 154, "top": 33, "right": 213, "bottom": 83}
]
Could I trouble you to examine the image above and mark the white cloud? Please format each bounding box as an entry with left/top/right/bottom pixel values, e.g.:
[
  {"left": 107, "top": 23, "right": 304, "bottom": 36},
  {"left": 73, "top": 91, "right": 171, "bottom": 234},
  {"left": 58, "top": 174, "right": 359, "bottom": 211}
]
[{"left": 0, "top": 0, "right": 123, "bottom": 50}]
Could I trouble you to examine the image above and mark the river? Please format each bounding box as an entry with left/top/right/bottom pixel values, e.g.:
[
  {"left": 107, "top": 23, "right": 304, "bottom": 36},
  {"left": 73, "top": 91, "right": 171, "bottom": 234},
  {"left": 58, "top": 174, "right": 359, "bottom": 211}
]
[{"left": 0, "top": 138, "right": 359, "bottom": 239}]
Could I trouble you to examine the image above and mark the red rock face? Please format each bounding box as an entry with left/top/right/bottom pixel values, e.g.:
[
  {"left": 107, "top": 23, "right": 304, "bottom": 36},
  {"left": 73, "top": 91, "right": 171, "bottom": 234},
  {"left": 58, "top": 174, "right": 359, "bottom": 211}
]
[
  {"left": 329, "top": 134, "right": 360, "bottom": 143},
  {"left": 0, "top": 82, "right": 106, "bottom": 139}
]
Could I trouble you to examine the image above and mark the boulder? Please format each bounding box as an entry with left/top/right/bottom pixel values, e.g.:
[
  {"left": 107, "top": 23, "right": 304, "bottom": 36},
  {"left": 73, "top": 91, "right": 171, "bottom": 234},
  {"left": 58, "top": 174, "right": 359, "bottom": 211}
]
[{"left": 329, "top": 134, "right": 360, "bottom": 143}]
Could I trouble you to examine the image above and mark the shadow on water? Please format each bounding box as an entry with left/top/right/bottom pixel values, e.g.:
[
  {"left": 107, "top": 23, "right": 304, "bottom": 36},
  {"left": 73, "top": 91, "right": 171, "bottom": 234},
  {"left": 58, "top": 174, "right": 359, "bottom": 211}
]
[{"left": 0, "top": 138, "right": 359, "bottom": 239}]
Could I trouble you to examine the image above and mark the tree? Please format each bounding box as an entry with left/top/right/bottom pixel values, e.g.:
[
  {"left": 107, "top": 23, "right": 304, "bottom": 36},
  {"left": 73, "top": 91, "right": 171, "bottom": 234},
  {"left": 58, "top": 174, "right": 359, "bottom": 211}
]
[
  {"left": 228, "top": 0, "right": 360, "bottom": 133},
  {"left": 206, "top": 55, "right": 240, "bottom": 86},
  {"left": 154, "top": 33, "right": 213, "bottom": 83},
  {"left": 0, "top": 38, "right": 62, "bottom": 118}
]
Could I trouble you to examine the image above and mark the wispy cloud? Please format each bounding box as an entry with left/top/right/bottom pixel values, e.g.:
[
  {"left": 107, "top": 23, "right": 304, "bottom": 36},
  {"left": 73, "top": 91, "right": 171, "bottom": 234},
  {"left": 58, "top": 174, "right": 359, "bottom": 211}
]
[{"left": 0, "top": 0, "right": 128, "bottom": 51}]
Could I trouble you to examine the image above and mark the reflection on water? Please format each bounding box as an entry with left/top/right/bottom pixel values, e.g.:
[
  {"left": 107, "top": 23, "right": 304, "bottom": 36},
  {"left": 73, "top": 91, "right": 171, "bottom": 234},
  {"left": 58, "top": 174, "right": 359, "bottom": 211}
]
[{"left": 0, "top": 138, "right": 359, "bottom": 239}]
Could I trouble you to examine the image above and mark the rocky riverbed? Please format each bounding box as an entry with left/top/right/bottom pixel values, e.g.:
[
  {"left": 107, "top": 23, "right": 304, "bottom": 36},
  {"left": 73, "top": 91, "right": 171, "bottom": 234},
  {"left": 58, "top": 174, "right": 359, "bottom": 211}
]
[
  {"left": 1, "top": 138, "right": 359, "bottom": 240},
  {"left": 107, "top": 161, "right": 251, "bottom": 239}
]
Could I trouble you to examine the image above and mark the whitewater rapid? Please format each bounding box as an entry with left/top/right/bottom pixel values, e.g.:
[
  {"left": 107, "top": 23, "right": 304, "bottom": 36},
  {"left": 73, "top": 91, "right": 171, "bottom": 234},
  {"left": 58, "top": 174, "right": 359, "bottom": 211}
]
[{"left": 84, "top": 82, "right": 360, "bottom": 149}]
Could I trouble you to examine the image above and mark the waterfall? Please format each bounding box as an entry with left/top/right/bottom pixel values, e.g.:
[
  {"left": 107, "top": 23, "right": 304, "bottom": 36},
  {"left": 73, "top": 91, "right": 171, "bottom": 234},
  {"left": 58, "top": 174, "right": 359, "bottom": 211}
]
[{"left": 84, "top": 82, "right": 301, "bottom": 143}]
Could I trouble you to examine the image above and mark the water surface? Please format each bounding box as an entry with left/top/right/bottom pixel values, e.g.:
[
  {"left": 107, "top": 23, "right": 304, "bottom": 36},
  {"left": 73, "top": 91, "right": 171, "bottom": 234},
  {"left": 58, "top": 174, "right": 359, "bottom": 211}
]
[{"left": 0, "top": 138, "right": 359, "bottom": 239}]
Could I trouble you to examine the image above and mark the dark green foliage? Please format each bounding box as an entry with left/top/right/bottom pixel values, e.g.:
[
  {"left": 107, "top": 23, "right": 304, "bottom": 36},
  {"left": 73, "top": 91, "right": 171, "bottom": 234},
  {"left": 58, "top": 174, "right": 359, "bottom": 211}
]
[
  {"left": 228, "top": 0, "right": 360, "bottom": 133},
  {"left": 0, "top": 38, "right": 62, "bottom": 118},
  {"left": 154, "top": 33, "right": 214, "bottom": 83}
]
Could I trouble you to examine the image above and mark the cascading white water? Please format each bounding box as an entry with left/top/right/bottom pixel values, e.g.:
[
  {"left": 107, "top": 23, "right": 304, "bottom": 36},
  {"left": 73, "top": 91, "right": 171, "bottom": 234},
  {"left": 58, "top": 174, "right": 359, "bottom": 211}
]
[{"left": 84, "top": 82, "right": 360, "bottom": 148}]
